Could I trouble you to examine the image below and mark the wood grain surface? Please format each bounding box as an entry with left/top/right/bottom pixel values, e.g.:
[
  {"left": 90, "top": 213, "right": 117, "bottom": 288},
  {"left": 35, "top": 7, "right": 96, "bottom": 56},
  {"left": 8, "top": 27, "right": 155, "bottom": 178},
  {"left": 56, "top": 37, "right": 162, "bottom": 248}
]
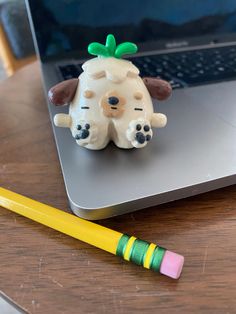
[{"left": 0, "top": 63, "right": 235, "bottom": 314}]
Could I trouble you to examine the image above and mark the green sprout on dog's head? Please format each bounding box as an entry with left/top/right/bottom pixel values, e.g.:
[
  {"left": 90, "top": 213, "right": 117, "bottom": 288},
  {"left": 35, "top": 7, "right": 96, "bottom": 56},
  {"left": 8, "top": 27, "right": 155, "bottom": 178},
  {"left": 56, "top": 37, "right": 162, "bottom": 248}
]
[{"left": 88, "top": 34, "right": 138, "bottom": 59}]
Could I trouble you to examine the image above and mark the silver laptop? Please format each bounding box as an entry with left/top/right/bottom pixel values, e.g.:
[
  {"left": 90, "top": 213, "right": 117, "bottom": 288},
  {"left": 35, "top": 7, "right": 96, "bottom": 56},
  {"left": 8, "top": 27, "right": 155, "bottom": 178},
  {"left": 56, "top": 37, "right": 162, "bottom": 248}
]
[{"left": 26, "top": 0, "right": 236, "bottom": 220}]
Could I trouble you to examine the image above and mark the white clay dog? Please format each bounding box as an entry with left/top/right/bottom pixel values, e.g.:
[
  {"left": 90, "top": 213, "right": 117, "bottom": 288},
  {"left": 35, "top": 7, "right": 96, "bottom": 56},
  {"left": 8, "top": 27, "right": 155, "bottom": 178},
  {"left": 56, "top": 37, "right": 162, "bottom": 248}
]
[{"left": 48, "top": 34, "right": 171, "bottom": 150}]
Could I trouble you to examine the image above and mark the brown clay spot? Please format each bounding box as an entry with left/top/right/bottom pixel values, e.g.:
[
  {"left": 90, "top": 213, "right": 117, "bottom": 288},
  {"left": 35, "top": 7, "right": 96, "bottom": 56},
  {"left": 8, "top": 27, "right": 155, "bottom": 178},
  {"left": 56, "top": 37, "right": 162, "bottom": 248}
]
[
  {"left": 134, "top": 92, "right": 143, "bottom": 100},
  {"left": 83, "top": 90, "right": 94, "bottom": 98},
  {"left": 100, "top": 91, "right": 126, "bottom": 118}
]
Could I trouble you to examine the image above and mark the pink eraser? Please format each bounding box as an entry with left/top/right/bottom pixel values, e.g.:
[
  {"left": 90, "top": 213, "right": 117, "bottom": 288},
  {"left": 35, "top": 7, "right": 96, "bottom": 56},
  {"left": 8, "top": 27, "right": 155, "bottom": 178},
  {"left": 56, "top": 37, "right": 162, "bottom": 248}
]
[{"left": 160, "top": 250, "right": 184, "bottom": 279}]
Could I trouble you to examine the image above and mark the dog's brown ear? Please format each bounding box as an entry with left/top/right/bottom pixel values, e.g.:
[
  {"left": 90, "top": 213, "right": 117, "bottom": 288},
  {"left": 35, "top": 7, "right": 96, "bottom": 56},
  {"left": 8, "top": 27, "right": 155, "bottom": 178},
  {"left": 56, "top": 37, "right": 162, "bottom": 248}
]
[
  {"left": 48, "top": 79, "right": 78, "bottom": 106},
  {"left": 143, "top": 77, "right": 172, "bottom": 100}
]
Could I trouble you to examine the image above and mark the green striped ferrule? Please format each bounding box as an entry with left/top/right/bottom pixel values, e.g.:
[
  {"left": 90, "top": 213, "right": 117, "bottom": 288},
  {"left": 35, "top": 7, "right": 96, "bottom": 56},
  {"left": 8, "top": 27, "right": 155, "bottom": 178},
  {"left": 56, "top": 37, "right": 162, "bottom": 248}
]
[{"left": 116, "top": 234, "right": 166, "bottom": 272}]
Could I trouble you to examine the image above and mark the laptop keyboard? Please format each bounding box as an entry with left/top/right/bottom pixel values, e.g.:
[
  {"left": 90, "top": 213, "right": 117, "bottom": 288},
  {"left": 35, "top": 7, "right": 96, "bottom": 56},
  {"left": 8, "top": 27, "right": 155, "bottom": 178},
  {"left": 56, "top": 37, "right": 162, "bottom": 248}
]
[{"left": 58, "top": 45, "right": 236, "bottom": 89}]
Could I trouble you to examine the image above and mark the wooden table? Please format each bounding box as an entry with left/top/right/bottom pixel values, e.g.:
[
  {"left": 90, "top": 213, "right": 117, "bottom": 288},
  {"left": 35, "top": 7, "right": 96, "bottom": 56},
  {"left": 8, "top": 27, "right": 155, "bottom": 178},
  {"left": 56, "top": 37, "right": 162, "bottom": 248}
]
[{"left": 0, "top": 63, "right": 235, "bottom": 314}]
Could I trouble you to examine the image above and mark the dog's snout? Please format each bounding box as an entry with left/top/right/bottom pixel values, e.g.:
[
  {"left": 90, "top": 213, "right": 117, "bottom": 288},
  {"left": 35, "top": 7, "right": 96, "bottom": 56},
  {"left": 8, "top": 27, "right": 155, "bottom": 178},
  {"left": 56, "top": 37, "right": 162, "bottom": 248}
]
[
  {"left": 100, "top": 92, "right": 125, "bottom": 118},
  {"left": 108, "top": 96, "right": 119, "bottom": 105}
]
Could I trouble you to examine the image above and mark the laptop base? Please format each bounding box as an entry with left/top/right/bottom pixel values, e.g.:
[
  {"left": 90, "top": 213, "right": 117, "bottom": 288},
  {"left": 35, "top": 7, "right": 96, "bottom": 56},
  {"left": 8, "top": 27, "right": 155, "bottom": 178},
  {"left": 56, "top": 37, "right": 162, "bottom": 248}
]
[{"left": 42, "top": 62, "right": 236, "bottom": 219}]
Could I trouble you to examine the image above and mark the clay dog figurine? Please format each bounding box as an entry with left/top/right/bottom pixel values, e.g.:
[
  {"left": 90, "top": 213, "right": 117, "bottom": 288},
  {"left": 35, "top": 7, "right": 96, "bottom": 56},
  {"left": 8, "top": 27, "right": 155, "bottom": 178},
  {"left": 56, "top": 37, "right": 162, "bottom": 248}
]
[{"left": 48, "top": 34, "right": 171, "bottom": 149}]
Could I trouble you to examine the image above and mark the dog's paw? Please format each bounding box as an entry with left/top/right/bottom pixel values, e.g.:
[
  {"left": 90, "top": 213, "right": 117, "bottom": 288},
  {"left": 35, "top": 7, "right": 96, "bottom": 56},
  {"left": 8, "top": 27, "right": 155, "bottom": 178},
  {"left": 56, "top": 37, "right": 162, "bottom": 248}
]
[
  {"left": 73, "top": 121, "right": 98, "bottom": 146},
  {"left": 126, "top": 119, "right": 153, "bottom": 148}
]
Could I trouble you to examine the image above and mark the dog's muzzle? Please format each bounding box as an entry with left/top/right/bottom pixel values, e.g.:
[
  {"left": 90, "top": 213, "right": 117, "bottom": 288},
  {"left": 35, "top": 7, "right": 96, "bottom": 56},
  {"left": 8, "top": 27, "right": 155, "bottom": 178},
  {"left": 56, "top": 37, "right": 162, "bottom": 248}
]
[{"left": 100, "top": 92, "right": 126, "bottom": 118}]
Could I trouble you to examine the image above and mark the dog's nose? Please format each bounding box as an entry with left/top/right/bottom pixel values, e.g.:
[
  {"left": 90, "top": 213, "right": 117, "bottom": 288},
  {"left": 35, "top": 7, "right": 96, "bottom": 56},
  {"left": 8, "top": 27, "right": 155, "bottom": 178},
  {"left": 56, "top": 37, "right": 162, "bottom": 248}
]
[{"left": 108, "top": 96, "right": 119, "bottom": 105}]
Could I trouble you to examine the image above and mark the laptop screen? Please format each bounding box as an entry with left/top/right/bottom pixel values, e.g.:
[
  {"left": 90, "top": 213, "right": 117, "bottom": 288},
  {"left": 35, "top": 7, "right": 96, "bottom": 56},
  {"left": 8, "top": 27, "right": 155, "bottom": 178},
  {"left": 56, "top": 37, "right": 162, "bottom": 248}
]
[{"left": 27, "top": 0, "right": 236, "bottom": 60}]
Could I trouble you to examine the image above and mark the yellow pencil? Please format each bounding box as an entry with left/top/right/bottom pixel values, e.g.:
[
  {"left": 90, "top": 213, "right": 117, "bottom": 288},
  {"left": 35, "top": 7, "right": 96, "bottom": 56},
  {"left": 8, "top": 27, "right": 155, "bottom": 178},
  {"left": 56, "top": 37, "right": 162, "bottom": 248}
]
[{"left": 0, "top": 187, "right": 184, "bottom": 279}]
